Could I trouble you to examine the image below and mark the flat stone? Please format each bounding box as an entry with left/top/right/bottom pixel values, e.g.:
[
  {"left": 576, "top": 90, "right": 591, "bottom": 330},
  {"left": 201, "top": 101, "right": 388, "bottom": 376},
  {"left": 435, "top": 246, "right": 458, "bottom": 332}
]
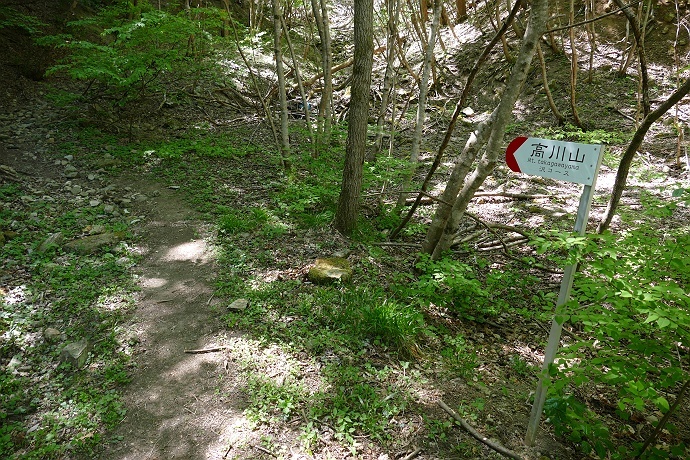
[
  {"left": 37, "top": 232, "right": 64, "bottom": 253},
  {"left": 228, "top": 298, "right": 250, "bottom": 311},
  {"left": 44, "top": 327, "right": 62, "bottom": 343},
  {"left": 307, "top": 257, "right": 353, "bottom": 284},
  {"left": 64, "top": 232, "right": 124, "bottom": 255},
  {"left": 60, "top": 340, "right": 91, "bottom": 369}
]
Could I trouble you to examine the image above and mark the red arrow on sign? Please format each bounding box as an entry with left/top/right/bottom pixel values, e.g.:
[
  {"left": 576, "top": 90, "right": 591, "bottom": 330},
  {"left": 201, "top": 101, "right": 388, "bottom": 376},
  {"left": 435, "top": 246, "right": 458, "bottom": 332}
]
[{"left": 505, "top": 136, "right": 528, "bottom": 173}]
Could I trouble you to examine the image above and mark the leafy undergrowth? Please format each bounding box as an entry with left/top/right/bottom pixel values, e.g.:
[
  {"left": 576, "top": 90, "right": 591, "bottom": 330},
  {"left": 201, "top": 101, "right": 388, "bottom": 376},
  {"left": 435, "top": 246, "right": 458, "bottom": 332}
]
[
  {"left": 0, "top": 178, "right": 139, "bottom": 457},
  {"left": 106, "top": 122, "right": 687, "bottom": 458},
  {"left": 2, "top": 108, "right": 688, "bottom": 459},
  {"left": 2, "top": 1, "right": 689, "bottom": 457}
]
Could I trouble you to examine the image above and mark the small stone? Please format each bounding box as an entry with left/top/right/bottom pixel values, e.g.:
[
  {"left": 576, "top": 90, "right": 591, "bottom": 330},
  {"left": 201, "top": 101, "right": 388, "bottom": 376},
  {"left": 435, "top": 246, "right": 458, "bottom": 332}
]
[
  {"left": 85, "top": 224, "right": 106, "bottom": 235},
  {"left": 7, "top": 355, "right": 21, "bottom": 373},
  {"left": 37, "top": 232, "right": 64, "bottom": 253},
  {"left": 64, "top": 232, "right": 124, "bottom": 255},
  {"left": 103, "top": 204, "right": 115, "bottom": 214},
  {"left": 70, "top": 185, "right": 82, "bottom": 195},
  {"left": 44, "top": 328, "right": 62, "bottom": 343},
  {"left": 307, "top": 257, "right": 353, "bottom": 284},
  {"left": 228, "top": 299, "right": 250, "bottom": 311},
  {"left": 89, "top": 199, "right": 101, "bottom": 207},
  {"left": 461, "top": 106, "right": 475, "bottom": 116},
  {"left": 87, "top": 174, "right": 97, "bottom": 180},
  {"left": 64, "top": 154, "right": 74, "bottom": 161},
  {"left": 60, "top": 340, "right": 91, "bottom": 369}
]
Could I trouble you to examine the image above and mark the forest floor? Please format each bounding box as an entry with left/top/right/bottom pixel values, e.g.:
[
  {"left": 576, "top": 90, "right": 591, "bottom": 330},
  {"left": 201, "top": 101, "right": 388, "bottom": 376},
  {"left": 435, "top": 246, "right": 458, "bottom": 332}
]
[{"left": 2, "top": 3, "right": 690, "bottom": 460}]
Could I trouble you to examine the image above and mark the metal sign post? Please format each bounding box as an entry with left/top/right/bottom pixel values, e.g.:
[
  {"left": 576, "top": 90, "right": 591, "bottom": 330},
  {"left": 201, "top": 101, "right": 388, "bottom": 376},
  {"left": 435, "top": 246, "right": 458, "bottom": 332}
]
[{"left": 504, "top": 137, "right": 605, "bottom": 446}]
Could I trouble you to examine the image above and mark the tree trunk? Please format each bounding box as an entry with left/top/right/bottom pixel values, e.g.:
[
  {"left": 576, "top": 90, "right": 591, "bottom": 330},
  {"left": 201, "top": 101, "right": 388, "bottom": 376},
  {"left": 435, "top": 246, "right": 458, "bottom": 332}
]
[
  {"left": 373, "top": 0, "right": 401, "bottom": 158},
  {"left": 568, "top": 0, "right": 583, "bottom": 128},
  {"left": 390, "top": 0, "right": 522, "bottom": 241},
  {"left": 310, "top": 0, "right": 333, "bottom": 148},
  {"left": 597, "top": 77, "right": 690, "bottom": 233},
  {"left": 334, "top": 0, "right": 375, "bottom": 235},
  {"left": 423, "top": 0, "right": 549, "bottom": 258},
  {"left": 456, "top": 0, "right": 467, "bottom": 22},
  {"left": 396, "top": 0, "right": 442, "bottom": 209},
  {"left": 612, "top": 0, "right": 650, "bottom": 117},
  {"left": 281, "top": 16, "right": 315, "bottom": 148},
  {"left": 273, "top": 0, "right": 290, "bottom": 170},
  {"left": 537, "top": 43, "right": 565, "bottom": 125}
]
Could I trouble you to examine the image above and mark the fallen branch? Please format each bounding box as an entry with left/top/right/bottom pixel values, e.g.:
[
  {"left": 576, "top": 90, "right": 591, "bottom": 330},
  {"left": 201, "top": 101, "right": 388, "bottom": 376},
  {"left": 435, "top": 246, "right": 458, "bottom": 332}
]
[
  {"left": 438, "top": 400, "right": 524, "bottom": 460},
  {"left": 403, "top": 192, "right": 549, "bottom": 207},
  {"left": 401, "top": 446, "right": 422, "bottom": 460},
  {"left": 303, "top": 57, "right": 354, "bottom": 87},
  {"left": 183, "top": 346, "right": 229, "bottom": 354},
  {"left": 254, "top": 445, "right": 277, "bottom": 457},
  {"left": 371, "top": 242, "right": 422, "bottom": 248},
  {"left": 474, "top": 192, "right": 550, "bottom": 199}
]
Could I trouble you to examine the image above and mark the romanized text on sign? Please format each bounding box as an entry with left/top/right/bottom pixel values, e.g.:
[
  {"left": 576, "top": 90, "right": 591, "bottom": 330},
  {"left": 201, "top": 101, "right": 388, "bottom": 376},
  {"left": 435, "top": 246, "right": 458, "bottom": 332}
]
[{"left": 505, "top": 137, "right": 603, "bottom": 186}]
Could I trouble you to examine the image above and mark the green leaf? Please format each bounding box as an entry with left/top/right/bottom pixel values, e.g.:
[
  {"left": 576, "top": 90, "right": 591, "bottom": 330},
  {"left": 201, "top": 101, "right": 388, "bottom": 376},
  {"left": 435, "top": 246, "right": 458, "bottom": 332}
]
[
  {"left": 655, "top": 396, "right": 670, "bottom": 412},
  {"left": 656, "top": 317, "right": 672, "bottom": 328},
  {"left": 644, "top": 312, "right": 659, "bottom": 324}
]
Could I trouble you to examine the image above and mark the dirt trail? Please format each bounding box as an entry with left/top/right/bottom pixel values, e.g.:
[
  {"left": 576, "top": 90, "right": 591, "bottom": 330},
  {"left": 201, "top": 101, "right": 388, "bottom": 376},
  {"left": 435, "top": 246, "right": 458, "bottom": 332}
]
[{"left": 96, "top": 181, "right": 246, "bottom": 460}]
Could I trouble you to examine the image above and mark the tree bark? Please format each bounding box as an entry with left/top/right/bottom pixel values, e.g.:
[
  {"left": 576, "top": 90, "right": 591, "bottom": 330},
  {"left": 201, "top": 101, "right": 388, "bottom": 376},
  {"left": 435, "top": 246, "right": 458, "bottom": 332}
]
[
  {"left": 396, "top": 0, "right": 442, "bottom": 209},
  {"left": 310, "top": 0, "right": 333, "bottom": 149},
  {"left": 612, "top": 0, "right": 650, "bottom": 117},
  {"left": 390, "top": 0, "right": 522, "bottom": 241},
  {"left": 456, "top": 0, "right": 467, "bottom": 22},
  {"left": 373, "top": 0, "right": 401, "bottom": 158},
  {"left": 423, "top": 0, "right": 549, "bottom": 258},
  {"left": 273, "top": 0, "right": 291, "bottom": 170},
  {"left": 568, "top": 0, "right": 583, "bottom": 128},
  {"left": 334, "top": 0, "right": 375, "bottom": 235},
  {"left": 281, "top": 16, "right": 314, "bottom": 146},
  {"left": 537, "top": 43, "right": 565, "bottom": 125},
  {"left": 597, "top": 77, "right": 690, "bottom": 233}
]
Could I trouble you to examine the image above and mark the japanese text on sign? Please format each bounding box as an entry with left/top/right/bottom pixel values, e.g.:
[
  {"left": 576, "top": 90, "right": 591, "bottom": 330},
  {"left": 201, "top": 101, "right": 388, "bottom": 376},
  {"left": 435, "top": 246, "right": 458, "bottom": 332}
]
[{"left": 505, "top": 137, "right": 603, "bottom": 186}]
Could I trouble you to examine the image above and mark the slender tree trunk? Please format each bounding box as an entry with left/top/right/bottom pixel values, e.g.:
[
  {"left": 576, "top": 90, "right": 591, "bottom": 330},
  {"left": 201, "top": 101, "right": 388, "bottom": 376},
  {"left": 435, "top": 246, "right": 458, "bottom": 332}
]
[
  {"left": 373, "top": 0, "right": 401, "bottom": 158},
  {"left": 391, "top": 0, "right": 523, "bottom": 241},
  {"left": 597, "top": 77, "right": 690, "bottom": 233},
  {"left": 310, "top": 0, "right": 333, "bottom": 151},
  {"left": 612, "top": 0, "right": 650, "bottom": 117},
  {"left": 225, "top": 4, "right": 284, "bottom": 169},
  {"left": 334, "top": 0, "right": 375, "bottom": 235},
  {"left": 456, "top": 0, "right": 467, "bottom": 22},
  {"left": 273, "top": 0, "right": 291, "bottom": 170},
  {"left": 319, "top": 0, "right": 333, "bottom": 141},
  {"left": 423, "top": 0, "right": 549, "bottom": 258},
  {"left": 281, "top": 16, "right": 315, "bottom": 148},
  {"left": 537, "top": 43, "right": 565, "bottom": 124},
  {"left": 396, "top": 0, "right": 442, "bottom": 209},
  {"left": 568, "top": 0, "right": 583, "bottom": 128}
]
